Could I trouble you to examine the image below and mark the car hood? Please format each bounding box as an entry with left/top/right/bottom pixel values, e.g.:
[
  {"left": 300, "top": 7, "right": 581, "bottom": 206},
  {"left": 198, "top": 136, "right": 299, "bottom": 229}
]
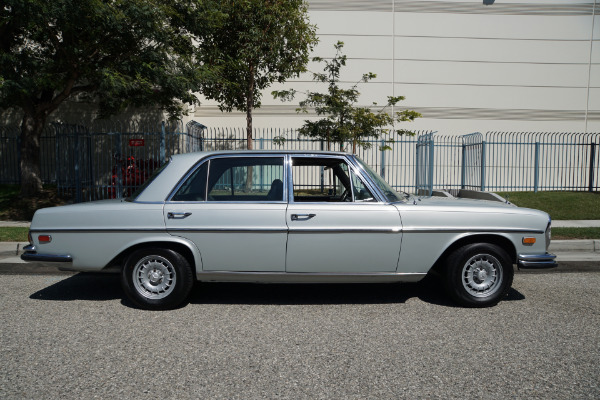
[{"left": 412, "top": 196, "right": 515, "bottom": 209}]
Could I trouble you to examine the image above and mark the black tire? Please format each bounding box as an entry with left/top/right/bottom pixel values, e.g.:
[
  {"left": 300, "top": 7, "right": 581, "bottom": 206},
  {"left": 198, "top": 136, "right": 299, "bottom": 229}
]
[
  {"left": 121, "top": 248, "right": 194, "bottom": 310},
  {"left": 443, "top": 243, "right": 513, "bottom": 307}
]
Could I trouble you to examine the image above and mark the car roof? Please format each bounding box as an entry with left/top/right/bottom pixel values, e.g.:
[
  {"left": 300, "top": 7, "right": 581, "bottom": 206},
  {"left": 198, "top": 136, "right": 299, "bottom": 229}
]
[
  {"left": 135, "top": 150, "right": 355, "bottom": 202},
  {"left": 170, "top": 150, "right": 352, "bottom": 162}
]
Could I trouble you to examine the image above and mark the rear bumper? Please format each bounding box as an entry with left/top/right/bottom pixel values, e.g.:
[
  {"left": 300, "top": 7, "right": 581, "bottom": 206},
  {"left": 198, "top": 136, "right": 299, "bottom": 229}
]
[
  {"left": 517, "top": 253, "right": 558, "bottom": 269},
  {"left": 20, "top": 245, "right": 73, "bottom": 263}
]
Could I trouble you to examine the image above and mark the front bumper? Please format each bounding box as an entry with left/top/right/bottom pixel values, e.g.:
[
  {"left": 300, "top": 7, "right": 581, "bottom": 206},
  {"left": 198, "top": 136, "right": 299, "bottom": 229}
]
[
  {"left": 517, "top": 253, "right": 558, "bottom": 269},
  {"left": 20, "top": 244, "right": 73, "bottom": 263}
]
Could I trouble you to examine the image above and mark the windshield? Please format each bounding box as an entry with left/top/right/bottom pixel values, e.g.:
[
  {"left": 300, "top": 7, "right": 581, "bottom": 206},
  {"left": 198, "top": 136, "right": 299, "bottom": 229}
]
[{"left": 353, "top": 156, "right": 407, "bottom": 203}]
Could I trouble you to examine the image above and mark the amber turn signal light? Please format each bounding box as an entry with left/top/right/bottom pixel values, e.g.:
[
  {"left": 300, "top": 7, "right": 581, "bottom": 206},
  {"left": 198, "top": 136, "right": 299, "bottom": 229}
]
[{"left": 522, "top": 237, "right": 536, "bottom": 245}]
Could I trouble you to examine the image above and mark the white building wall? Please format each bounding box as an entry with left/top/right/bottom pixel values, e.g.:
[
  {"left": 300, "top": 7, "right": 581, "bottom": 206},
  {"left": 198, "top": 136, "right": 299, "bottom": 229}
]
[{"left": 194, "top": 0, "right": 600, "bottom": 135}]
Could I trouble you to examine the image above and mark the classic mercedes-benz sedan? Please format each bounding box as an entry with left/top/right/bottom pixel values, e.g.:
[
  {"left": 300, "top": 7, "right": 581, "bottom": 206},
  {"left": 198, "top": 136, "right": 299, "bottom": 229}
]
[{"left": 22, "top": 151, "right": 556, "bottom": 309}]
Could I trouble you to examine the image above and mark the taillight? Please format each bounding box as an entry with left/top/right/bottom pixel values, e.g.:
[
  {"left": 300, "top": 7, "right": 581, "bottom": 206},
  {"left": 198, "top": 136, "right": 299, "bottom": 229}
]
[{"left": 38, "top": 235, "right": 52, "bottom": 244}]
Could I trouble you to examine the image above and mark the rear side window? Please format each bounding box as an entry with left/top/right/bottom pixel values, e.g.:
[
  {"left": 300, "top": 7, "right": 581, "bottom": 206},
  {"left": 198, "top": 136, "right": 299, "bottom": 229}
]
[
  {"left": 206, "top": 157, "right": 284, "bottom": 202},
  {"left": 172, "top": 157, "right": 284, "bottom": 202},
  {"left": 171, "top": 162, "right": 208, "bottom": 202}
]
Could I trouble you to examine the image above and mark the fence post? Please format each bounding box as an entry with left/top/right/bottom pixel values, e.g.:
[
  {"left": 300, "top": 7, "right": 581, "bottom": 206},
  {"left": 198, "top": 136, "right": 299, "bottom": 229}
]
[
  {"left": 415, "top": 141, "right": 420, "bottom": 194},
  {"left": 160, "top": 121, "right": 166, "bottom": 164},
  {"left": 380, "top": 139, "right": 386, "bottom": 179},
  {"left": 74, "top": 131, "right": 81, "bottom": 203},
  {"left": 534, "top": 142, "right": 540, "bottom": 193},
  {"left": 480, "top": 141, "right": 486, "bottom": 191},
  {"left": 115, "top": 133, "right": 123, "bottom": 199},
  {"left": 590, "top": 142, "right": 597, "bottom": 192},
  {"left": 55, "top": 130, "right": 60, "bottom": 195},
  {"left": 319, "top": 140, "right": 324, "bottom": 192},
  {"left": 259, "top": 137, "right": 264, "bottom": 191},
  {"left": 428, "top": 135, "right": 434, "bottom": 196},
  {"left": 16, "top": 134, "right": 22, "bottom": 185},
  {"left": 461, "top": 143, "right": 466, "bottom": 189}
]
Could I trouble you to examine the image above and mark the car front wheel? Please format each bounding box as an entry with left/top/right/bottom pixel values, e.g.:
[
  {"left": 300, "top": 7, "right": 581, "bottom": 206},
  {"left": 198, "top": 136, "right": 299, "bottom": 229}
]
[
  {"left": 121, "top": 248, "right": 194, "bottom": 310},
  {"left": 444, "top": 243, "right": 514, "bottom": 307}
]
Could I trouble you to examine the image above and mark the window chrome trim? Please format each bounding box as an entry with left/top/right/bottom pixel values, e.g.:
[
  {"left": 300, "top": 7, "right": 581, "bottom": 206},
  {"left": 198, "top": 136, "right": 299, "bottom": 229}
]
[{"left": 166, "top": 153, "right": 288, "bottom": 203}]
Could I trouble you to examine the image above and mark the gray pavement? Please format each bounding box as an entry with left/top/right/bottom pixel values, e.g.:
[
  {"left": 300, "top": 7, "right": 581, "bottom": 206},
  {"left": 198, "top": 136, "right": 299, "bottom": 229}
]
[{"left": 1, "top": 272, "right": 598, "bottom": 399}]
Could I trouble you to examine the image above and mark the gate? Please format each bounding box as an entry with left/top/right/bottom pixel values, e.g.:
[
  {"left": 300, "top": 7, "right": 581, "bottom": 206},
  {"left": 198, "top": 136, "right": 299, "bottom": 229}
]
[
  {"left": 461, "top": 132, "right": 485, "bottom": 191},
  {"left": 415, "top": 131, "right": 435, "bottom": 196}
]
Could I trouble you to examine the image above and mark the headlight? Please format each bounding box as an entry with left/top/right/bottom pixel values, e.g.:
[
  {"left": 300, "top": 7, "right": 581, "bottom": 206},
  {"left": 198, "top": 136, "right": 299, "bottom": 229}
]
[{"left": 545, "top": 221, "right": 552, "bottom": 252}]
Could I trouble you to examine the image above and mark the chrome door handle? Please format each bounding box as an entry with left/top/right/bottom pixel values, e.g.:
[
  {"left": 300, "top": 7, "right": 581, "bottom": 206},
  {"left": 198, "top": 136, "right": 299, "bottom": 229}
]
[
  {"left": 291, "top": 213, "right": 316, "bottom": 221},
  {"left": 167, "top": 212, "right": 192, "bottom": 219}
]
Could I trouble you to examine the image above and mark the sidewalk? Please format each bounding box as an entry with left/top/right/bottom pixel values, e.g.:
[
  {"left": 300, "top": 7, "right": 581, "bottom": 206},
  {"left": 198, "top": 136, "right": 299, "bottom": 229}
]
[
  {"left": 0, "top": 239, "right": 598, "bottom": 275},
  {"left": 551, "top": 220, "right": 600, "bottom": 228}
]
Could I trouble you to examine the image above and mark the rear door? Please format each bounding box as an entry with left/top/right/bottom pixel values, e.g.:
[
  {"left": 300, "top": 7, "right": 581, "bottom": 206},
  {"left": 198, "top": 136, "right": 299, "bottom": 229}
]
[{"left": 165, "top": 155, "right": 288, "bottom": 272}]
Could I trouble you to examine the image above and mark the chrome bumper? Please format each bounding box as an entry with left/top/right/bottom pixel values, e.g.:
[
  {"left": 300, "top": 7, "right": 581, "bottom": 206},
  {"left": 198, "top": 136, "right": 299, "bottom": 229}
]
[
  {"left": 517, "top": 253, "right": 558, "bottom": 269},
  {"left": 20, "top": 244, "right": 72, "bottom": 263}
]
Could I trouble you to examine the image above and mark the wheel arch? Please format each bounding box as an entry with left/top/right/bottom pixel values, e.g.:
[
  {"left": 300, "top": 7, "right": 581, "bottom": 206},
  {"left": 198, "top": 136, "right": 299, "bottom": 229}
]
[
  {"left": 430, "top": 233, "right": 517, "bottom": 274},
  {"left": 103, "top": 238, "right": 201, "bottom": 275}
]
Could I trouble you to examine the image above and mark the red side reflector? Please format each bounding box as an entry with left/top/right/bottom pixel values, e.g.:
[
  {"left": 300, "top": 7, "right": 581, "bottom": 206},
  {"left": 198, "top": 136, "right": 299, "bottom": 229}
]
[{"left": 38, "top": 235, "right": 52, "bottom": 243}]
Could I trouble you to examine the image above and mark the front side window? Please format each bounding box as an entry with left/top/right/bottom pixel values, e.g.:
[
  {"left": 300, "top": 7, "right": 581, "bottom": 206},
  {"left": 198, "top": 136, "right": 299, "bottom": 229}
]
[
  {"left": 207, "top": 157, "right": 284, "bottom": 202},
  {"left": 291, "top": 157, "right": 375, "bottom": 202}
]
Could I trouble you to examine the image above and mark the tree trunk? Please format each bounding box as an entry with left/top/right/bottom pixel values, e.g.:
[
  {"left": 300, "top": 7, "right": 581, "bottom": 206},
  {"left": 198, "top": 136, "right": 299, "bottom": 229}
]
[
  {"left": 20, "top": 111, "right": 46, "bottom": 197},
  {"left": 246, "top": 68, "right": 254, "bottom": 151},
  {"left": 245, "top": 72, "right": 254, "bottom": 191}
]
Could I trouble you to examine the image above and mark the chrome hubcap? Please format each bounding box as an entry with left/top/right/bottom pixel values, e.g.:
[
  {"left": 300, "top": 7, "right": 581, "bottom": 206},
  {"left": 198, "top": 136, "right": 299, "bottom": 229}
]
[
  {"left": 132, "top": 255, "right": 176, "bottom": 299},
  {"left": 462, "top": 254, "right": 503, "bottom": 298}
]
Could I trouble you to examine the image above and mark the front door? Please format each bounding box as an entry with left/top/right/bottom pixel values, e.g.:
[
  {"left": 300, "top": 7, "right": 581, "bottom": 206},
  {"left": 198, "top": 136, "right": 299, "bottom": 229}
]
[{"left": 285, "top": 156, "right": 402, "bottom": 273}]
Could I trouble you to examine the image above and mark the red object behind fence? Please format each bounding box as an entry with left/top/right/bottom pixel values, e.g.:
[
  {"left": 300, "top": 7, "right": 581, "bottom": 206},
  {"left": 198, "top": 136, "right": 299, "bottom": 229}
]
[{"left": 109, "top": 156, "right": 159, "bottom": 198}]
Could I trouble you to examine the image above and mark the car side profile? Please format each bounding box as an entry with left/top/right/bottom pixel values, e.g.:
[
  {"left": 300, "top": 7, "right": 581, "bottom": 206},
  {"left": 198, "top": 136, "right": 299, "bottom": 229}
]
[{"left": 22, "top": 151, "right": 556, "bottom": 309}]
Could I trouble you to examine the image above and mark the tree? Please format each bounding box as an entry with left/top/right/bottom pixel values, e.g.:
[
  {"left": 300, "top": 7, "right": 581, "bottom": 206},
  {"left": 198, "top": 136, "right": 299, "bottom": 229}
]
[
  {"left": 273, "top": 41, "right": 421, "bottom": 153},
  {"left": 196, "top": 0, "right": 317, "bottom": 150},
  {"left": 0, "top": 0, "right": 219, "bottom": 196}
]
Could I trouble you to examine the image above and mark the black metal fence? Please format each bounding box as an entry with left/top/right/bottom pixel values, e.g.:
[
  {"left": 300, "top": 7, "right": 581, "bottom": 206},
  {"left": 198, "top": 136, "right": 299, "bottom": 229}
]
[
  {"left": 1, "top": 122, "right": 598, "bottom": 202},
  {"left": 0, "top": 121, "right": 204, "bottom": 202}
]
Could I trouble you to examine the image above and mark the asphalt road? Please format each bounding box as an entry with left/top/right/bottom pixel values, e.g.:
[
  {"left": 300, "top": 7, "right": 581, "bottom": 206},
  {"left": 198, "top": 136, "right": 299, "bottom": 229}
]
[{"left": 1, "top": 272, "right": 599, "bottom": 399}]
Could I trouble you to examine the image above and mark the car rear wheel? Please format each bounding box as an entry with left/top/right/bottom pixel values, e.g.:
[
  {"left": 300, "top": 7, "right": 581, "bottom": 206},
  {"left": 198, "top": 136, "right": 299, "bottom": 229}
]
[
  {"left": 121, "top": 248, "right": 194, "bottom": 310},
  {"left": 444, "top": 243, "right": 513, "bottom": 307}
]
